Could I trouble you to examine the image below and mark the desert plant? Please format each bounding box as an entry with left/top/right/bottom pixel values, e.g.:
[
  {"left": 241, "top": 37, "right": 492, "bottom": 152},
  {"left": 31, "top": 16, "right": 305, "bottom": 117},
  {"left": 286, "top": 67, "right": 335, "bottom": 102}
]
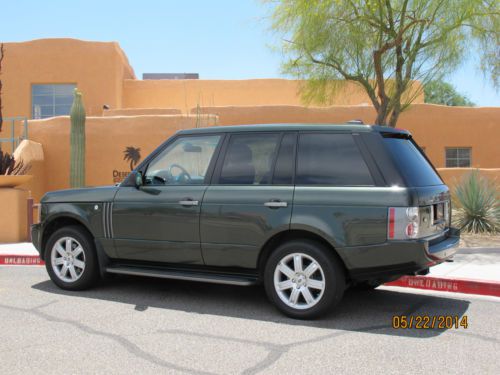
[
  {"left": 0, "top": 149, "right": 30, "bottom": 175},
  {"left": 452, "top": 170, "right": 500, "bottom": 234},
  {"left": 70, "top": 88, "right": 86, "bottom": 188}
]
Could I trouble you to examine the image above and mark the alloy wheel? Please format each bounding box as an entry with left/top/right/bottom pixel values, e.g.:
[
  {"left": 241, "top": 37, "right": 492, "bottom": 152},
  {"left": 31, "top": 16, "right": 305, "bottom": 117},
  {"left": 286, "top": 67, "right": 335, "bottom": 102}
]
[
  {"left": 273, "top": 252, "right": 326, "bottom": 310},
  {"left": 51, "top": 236, "right": 86, "bottom": 283}
]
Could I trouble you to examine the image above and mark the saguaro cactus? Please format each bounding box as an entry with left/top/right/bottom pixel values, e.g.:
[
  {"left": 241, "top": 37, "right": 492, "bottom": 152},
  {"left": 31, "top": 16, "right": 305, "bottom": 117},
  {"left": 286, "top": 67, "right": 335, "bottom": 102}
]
[{"left": 70, "top": 89, "right": 86, "bottom": 188}]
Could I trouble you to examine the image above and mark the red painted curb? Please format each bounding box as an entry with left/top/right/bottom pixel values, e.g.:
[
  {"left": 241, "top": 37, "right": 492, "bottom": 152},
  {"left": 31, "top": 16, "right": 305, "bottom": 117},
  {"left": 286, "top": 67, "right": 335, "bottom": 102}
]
[
  {"left": 0, "top": 255, "right": 44, "bottom": 266},
  {"left": 385, "top": 275, "right": 500, "bottom": 297}
]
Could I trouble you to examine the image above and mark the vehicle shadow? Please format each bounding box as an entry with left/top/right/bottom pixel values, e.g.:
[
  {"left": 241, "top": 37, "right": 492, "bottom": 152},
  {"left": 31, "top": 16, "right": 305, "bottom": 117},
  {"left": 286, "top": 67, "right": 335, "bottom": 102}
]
[{"left": 32, "top": 275, "right": 470, "bottom": 338}]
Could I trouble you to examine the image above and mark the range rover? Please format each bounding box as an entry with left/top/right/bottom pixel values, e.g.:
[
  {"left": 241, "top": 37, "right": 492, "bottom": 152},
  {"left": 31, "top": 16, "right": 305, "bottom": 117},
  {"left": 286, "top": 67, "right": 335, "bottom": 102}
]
[{"left": 31, "top": 124, "right": 460, "bottom": 319}]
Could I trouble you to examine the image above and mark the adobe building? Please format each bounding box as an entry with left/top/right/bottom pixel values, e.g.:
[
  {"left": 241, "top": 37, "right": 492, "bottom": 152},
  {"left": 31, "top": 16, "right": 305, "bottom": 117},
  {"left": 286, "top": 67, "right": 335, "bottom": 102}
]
[{"left": 0, "top": 38, "right": 499, "bottom": 205}]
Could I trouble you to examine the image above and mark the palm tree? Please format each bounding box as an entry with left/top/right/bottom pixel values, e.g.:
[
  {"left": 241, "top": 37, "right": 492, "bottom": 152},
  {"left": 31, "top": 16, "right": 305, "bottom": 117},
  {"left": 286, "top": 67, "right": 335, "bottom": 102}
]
[{"left": 123, "top": 146, "right": 141, "bottom": 171}]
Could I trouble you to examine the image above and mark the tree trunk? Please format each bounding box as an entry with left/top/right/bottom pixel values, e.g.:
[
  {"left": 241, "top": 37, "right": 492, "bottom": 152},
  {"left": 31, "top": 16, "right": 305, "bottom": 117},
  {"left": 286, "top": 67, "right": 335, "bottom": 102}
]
[{"left": 0, "top": 43, "right": 4, "bottom": 133}]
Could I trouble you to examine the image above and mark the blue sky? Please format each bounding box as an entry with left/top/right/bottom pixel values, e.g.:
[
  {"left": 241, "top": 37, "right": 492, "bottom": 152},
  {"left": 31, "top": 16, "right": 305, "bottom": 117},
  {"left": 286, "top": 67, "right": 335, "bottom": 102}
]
[{"left": 1, "top": 0, "right": 498, "bottom": 106}]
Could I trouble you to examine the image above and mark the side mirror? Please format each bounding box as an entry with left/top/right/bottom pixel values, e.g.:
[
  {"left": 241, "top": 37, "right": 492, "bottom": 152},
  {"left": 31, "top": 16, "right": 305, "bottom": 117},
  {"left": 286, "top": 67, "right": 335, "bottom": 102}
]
[{"left": 135, "top": 171, "right": 144, "bottom": 188}]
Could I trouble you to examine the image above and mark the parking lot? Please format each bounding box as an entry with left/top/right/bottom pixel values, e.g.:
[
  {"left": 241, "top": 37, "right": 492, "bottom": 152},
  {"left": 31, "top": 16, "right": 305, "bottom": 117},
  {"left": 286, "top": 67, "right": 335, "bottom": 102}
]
[{"left": 1, "top": 266, "right": 499, "bottom": 374}]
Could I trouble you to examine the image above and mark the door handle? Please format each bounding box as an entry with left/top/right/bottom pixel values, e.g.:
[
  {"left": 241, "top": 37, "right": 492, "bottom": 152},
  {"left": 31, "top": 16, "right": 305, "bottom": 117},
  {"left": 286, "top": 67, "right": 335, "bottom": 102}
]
[
  {"left": 264, "top": 200, "right": 288, "bottom": 208},
  {"left": 179, "top": 199, "right": 199, "bottom": 206}
]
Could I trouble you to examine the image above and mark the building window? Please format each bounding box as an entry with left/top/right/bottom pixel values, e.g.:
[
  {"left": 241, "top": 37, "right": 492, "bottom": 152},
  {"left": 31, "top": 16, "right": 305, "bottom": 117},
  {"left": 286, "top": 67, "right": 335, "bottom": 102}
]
[
  {"left": 32, "top": 84, "right": 76, "bottom": 119},
  {"left": 445, "top": 147, "right": 471, "bottom": 167}
]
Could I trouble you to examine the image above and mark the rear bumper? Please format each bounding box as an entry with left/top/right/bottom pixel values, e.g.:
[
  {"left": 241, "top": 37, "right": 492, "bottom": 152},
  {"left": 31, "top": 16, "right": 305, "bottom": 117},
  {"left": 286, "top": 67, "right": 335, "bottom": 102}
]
[{"left": 345, "top": 228, "right": 460, "bottom": 282}]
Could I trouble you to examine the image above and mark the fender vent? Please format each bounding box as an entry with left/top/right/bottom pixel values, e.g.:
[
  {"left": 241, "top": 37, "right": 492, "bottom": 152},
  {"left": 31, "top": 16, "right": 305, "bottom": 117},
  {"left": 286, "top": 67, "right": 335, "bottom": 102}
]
[{"left": 102, "top": 202, "right": 114, "bottom": 238}]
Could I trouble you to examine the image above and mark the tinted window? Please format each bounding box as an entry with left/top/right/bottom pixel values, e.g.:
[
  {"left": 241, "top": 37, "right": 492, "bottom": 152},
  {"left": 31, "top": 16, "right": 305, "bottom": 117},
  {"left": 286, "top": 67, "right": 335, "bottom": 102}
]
[
  {"left": 297, "top": 133, "right": 374, "bottom": 186},
  {"left": 273, "top": 133, "right": 296, "bottom": 185},
  {"left": 445, "top": 147, "right": 471, "bottom": 167},
  {"left": 145, "top": 135, "right": 221, "bottom": 185},
  {"left": 383, "top": 136, "right": 443, "bottom": 186},
  {"left": 219, "top": 134, "right": 280, "bottom": 185},
  {"left": 32, "top": 84, "right": 75, "bottom": 119}
]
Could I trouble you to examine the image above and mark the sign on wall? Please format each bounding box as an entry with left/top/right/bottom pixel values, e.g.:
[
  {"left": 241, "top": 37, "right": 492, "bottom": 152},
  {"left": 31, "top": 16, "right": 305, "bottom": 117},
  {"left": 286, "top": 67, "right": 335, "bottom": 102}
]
[{"left": 113, "top": 146, "right": 141, "bottom": 183}]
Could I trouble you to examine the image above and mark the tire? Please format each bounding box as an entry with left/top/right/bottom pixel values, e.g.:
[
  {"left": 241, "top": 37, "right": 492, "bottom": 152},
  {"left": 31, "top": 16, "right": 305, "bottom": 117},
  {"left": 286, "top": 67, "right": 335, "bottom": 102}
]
[
  {"left": 45, "top": 225, "right": 100, "bottom": 291},
  {"left": 264, "top": 239, "right": 345, "bottom": 319}
]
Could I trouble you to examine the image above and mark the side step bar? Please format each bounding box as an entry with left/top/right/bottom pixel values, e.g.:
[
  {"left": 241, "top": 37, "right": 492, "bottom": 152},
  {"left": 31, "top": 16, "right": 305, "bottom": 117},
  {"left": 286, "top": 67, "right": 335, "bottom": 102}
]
[{"left": 106, "top": 265, "right": 258, "bottom": 286}]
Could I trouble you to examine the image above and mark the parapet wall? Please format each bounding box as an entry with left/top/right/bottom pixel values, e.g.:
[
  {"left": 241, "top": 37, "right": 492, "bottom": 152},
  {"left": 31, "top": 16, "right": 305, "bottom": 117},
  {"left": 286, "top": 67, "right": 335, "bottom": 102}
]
[
  {"left": 25, "top": 115, "right": 217, "bottom": 201},
  {"left": 191, "top": 104, "right": 500, "bottom": 169}
]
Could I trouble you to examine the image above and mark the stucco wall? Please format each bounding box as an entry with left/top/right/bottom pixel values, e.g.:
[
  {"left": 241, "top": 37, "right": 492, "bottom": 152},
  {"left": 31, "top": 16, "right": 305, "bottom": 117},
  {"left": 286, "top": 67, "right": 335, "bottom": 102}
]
[
  {"left": 437, "top": 168, "right": 500, "bottom": 188},
  {"left": 0, "top": 38, "right": 135, "bottom": 121},
  {"left": 122, "top": 79, "right": 424, "bottom": 113},
  {"left": 103, "top": 108, "right": 182, "bottom": 116},
  {"left": 17, "top": 107, "right": 499, "bottom": 202},
  {"left": 26, "top": 115, "right": 217, "bottom": 201},
  {"left": 192, "top": 104, "right": 500, "bottom": 168}
]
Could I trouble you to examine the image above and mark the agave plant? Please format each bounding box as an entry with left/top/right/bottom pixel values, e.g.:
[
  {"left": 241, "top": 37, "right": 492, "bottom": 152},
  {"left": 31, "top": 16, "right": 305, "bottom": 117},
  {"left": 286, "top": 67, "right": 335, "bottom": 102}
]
[
  {"left": 452, "top": 170, "right": 500, "bottom": 234},
  {"left": 0, "top": 149, "right": 30, "bottom": 175}
]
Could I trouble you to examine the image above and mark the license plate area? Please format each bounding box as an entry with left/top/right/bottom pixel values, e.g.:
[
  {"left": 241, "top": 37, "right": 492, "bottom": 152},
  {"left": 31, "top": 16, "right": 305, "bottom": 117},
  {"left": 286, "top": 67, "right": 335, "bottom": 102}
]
[{"left": 432, "top": 202, "right": 445, "bottom": 225}]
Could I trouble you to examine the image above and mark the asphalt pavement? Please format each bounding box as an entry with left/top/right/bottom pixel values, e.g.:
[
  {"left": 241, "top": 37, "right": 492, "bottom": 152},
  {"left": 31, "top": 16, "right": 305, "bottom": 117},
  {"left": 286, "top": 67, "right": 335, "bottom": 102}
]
[{"left": 0, "top": 266, "right": 499, "bottom": 374}]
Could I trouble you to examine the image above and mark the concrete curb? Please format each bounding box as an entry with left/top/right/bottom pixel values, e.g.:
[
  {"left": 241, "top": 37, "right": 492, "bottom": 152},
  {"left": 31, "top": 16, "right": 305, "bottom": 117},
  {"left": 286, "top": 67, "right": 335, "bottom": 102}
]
[
  {"left": 2, "top": 254, "right": 500, "bottom": 298},
  {"left": 385, "top": 275, "right": 500, "bottom": 297}
]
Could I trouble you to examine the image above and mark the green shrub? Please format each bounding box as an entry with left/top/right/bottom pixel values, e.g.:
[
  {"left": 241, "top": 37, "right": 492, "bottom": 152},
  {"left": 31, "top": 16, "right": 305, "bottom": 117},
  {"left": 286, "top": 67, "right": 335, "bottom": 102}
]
[{"left": 452, "top": 170, "right": 500, "bottom": 234}]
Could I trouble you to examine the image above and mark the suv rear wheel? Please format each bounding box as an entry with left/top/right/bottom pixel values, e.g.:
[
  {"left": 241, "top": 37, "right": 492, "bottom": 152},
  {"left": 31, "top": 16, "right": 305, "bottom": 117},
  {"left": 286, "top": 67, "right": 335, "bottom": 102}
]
[
  {"left": 45, "top": 225, "right": 100, "bottom": 290},
  {"left": 264, "top": 239, "right": 345, "bottom": 319}
]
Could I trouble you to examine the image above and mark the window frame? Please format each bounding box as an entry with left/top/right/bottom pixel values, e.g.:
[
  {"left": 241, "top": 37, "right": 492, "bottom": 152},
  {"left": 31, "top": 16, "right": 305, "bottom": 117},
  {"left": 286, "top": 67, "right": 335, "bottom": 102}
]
[
  {"left": 445, "top": 147, "right": 471, "bottom": 168},
  {"left": 31, "top": 83, "right": 77, "bottom": 119},
  {"left": 211, "top": 131, "right": 284, "bottom": 186},
  {"left": 272, "top": 132, "right": 298, "bottom": 186},
  {"left": 295, "top": 131, "right": 378, "bottom": 187},
  {"left": 138, "top": 133, "right": 225, "bottom": 186}
]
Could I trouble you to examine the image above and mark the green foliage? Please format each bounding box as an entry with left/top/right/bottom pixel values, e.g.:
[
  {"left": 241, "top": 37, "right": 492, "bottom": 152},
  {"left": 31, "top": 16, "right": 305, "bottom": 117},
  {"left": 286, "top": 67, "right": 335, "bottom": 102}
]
[
  {"left": 424, "top": 80, "right": 475, "bottom": 106},
  {"left": 267, "top": 0, "right": 499, "bottom": 127},
  {"left": 0, "top": 149, "right": 30, "bottom": 175},
  {"left": 452, "top": 170, "right": 500, "bottom": 234},
  {"left": 70, "top": 89, "right": 86, "bottom": 188}
]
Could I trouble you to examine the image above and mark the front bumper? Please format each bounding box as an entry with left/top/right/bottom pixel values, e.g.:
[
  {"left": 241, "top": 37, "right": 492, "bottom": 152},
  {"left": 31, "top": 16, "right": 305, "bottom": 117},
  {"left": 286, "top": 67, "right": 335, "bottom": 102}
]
[
  {"left": 31, "top": 223, "right": 42, "bottom": 257},
  {"left": 345, "top": 228, "right": 460, "bottom": 282}
]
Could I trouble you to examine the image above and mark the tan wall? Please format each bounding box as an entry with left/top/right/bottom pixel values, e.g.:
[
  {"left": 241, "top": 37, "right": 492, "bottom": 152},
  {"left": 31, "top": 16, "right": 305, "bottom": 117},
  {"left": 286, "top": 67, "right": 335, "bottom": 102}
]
[
  {"left": 123, "top": 79, "right": 424, "bottom": 113},
  {"left": 0, "top": 38, "right": 135, "bottom": 121},
  {"left": 26, "top": 115, "right": 217, "bottom": 201},
  {"left": 0, "top": 188, "right": 28, "bottom": 242},
  {"left": 437, "top": 168, "right": 500, "bottom": 188},
  {"left": 103, "top": 108, "right": 182, "bottom": 116},
  {"left": 193, "top": 104, "right": 500, "bottom": 168}
]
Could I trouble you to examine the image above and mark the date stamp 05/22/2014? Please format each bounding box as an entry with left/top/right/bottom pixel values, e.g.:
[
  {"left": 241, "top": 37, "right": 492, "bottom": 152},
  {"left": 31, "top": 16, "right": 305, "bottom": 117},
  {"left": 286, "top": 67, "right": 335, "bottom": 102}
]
[{"left": 392, "top": 315, "right": 469, "bottom": 329}]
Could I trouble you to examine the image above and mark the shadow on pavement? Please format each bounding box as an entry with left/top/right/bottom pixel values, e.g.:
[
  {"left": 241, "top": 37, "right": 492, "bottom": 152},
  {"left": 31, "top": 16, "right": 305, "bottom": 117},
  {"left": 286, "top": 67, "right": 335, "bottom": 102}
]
[{"left": 32, "top": 275, "right": 470, "bottom": 338}]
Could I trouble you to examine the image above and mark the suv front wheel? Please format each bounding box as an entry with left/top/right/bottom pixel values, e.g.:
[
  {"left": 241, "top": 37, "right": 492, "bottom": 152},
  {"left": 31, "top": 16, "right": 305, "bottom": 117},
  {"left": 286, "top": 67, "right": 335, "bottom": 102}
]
[
  {"left": 45, "top": 225, "right": 100, "bottom": 290},
  {"left": 264, "top": 239, "right": 345, "bottom": 319}
]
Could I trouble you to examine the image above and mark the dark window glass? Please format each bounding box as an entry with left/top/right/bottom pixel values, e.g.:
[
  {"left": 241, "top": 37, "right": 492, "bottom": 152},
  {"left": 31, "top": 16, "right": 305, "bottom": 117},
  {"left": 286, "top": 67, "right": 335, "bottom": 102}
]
[
  {"left": 219, "top": 134, "right": 280, "bottom": 185},
  {"left": 445, "top": 147, "right": 471, "bottom": 168},
  {"left": 383, "top": 136, "right": 443, "bottom": 186},
  {"left": 296, "top": 133, "right": 374, "bottom": 186},
  {"left": 272, "top": 133, "right": 296, "bottom": 185},
  {"left": 32, "top": 84, "right": 76, "bottom": 119}
]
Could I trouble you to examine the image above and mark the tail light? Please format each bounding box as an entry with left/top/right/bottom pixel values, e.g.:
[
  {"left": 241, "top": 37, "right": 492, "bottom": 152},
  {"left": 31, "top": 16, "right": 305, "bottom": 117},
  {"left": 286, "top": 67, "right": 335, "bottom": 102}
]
[{"left": 388, "top": 207, "right": 420, "bottom": 240}]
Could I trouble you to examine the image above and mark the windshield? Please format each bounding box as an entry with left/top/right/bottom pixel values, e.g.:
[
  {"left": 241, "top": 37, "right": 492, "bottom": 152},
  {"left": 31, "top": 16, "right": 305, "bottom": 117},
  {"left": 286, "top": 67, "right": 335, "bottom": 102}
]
[{"left": 382, "top": 134, "right": 443, "bottom": 187}]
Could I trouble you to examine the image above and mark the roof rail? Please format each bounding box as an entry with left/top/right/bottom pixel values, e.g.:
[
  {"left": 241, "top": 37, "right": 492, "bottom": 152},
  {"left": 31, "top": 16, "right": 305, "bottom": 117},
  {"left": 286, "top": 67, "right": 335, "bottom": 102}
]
[{"left": 346, "top": 119, "right": 364, "bottom": 124}]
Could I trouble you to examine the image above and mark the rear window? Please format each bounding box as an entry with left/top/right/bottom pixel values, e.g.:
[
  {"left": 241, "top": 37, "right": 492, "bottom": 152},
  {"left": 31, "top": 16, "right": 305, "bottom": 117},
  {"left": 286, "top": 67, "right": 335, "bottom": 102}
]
[{"left": 382, "top": 135, "right": 443, "bottom": 187}]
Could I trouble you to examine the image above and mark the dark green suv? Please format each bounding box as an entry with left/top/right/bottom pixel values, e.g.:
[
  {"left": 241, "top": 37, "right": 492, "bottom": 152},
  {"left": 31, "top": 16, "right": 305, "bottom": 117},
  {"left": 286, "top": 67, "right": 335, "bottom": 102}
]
[{"left": 31, "top": 124, "right": 460, "bottom": 319}]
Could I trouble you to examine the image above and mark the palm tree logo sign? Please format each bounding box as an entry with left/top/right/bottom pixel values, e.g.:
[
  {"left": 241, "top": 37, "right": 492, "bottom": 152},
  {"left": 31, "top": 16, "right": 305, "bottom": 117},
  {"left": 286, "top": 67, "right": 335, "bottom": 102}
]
[{"left": 123, "top": 146, "right": 141, "bottom": 171}]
